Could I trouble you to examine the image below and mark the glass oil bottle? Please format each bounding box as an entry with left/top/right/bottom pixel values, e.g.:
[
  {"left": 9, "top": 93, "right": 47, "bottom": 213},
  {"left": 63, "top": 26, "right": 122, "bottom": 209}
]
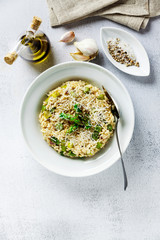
[{"left": 4, "top": 16, "right": 50, "bottom": 65}]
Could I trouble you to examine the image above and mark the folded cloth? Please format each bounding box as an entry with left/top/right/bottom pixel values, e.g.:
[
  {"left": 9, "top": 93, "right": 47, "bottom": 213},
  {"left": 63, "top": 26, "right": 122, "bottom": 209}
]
[
  {"left": 47, "top": 0, "right": 119, "bottom": 26},
  {"left": 89, "top": 0, "right": 149, "bottom": 31},
  {"left": 103, "top": 15, "right": 149, "bottom": 31},
  {"left": 94, "top": 0, "right": 149, "bottom": 16},
  {"left": 46, "top": 0, "right": 160, "bottom": 31}
]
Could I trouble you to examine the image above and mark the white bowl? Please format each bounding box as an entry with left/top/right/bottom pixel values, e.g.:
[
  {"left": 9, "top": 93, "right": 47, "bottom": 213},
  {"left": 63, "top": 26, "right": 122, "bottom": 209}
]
[
  {"left": 100, "top": 27, "right": 150, "bottom": 76},
  {"left": 20, "top": 62, "right": 134, "bottom": 177}
]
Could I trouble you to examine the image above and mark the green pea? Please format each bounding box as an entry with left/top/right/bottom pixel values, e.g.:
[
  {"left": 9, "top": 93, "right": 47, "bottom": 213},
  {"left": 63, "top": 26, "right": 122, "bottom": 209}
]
[
  {"left": 97, "top": 94, "right": 105, "bottom": 100},
  {"left": 107, "top": 124, "right": 113, "bottom": 131},
  {"left": 61, "top": 84, "right": 67, "bottom": 88},
  {"left": 94, "top": 125, "right": 102, "bottom": 132},
  {"left": 51, "top": 91, "right": 60, "bottom": 98},
  {"left": 84, "top": 87, "right": 90, "bottom": 94},
  {"left": 41, "top": 105, "right": 46, "bottom": 112},
  {"left": 61, "top": 141, "right": 66, "bottom": 152},
  {"left": 43, "top": 111, "right": 52, "bottom": 119},
  {"left": 67, "top": 142, "right": 74, "bottom": 148},
  {"left": 96, "top": 142, "right": 103, "bottom": 149}
]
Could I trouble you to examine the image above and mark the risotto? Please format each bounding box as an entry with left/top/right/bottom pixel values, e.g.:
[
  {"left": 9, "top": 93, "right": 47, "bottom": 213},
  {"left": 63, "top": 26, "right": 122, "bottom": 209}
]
[{"left": 39, "top": 80, "right": 115, "bottom": 158}]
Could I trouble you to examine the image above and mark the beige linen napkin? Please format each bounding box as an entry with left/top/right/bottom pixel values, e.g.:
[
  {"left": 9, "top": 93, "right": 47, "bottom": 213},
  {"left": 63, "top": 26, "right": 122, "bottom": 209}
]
[
  {"left": 89, "top": 0, "right": 149, "bottom": 31},
  {"left": 95, "top": 0, "right": 149, "bottom": 16},
  {"left": 104, "top": 15, "right": 149, "bottom": 31},
  {"left": 47, "top": 0, "right": 119, "bottom": 26},
  {"left": 47, "top": 0, "right": 160, "bottom": 31},
  {"left": 99, "top": 0, "right": 160, "bottom": 30}
]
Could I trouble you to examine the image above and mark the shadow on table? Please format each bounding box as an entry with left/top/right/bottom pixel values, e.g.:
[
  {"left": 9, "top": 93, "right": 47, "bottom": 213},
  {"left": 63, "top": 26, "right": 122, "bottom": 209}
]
[
  {"left": 57, "top": 15, "right": 160, "bottom": 36},
  {"left": 92, "top": 51, "right": 106, "bottom": 67},
  {"left": 140, "top": 16, "right": 160, "bottom": 34},
  {"left": 124, "top": 60, "right": 155, "bottom": 85},
  {"left": 53, "top": 16, "right": 104, "bottom": 30},
  {"left": 28, "top": 50, "right": 55, "bottom": 73}
]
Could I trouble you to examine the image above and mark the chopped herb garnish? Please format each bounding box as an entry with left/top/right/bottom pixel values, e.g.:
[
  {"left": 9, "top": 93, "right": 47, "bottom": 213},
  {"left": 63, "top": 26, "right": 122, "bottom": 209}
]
[
  {"left": 68, "top": 150, "right": 76, "bottom": 157},
  {"left": 59, "top": 112, "right": 81, "bottom": 125},
  {"left": 60, "top": 151, "right": 64, "bottom": 156},
  {"left": 92, "top": 131, "right": 99, "bottom": 140},
  {"left": 85, "top": 120, "right": 92, "bottom": 129},
  {"left": 50, "top": 136, "right": 60, "bottom": 145},
  {"left": 96, "top": 142, "right": 103, "bottom": 149},
  {"left": 107, "top": 124, "right": 113, "bottom": 131},
  {"left": 78, "top": 113, "right": 91, "bottom": 127},
  {"left": 67, "top": 124, "right": 78, "bottom": 133},
  {"left": 92, "top": 125, "right": 102, "bottom": 140},
  {"left": 60, "top": 111, "right": 91, "bottom": 131},
  {"left": 74, "top": 104, "right": 82, "bottom": 113}
]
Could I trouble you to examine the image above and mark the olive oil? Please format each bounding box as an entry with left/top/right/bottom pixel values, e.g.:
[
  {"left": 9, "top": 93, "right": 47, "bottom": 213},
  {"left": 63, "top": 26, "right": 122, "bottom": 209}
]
[
  {"left": 4, "top": 17, "right": 50, "bottom": 65},
  {"left": 19, "top": 30, "right": 50, "bottom": 63}
]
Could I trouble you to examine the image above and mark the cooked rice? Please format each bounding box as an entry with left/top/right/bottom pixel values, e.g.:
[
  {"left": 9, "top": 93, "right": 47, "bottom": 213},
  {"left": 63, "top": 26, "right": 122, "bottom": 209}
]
[{"left": 39, "top": 80, "right": 115, "bottom": 158}]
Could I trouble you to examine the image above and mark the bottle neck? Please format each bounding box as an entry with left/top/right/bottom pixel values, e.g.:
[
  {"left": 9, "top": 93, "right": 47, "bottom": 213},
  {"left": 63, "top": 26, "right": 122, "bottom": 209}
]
[
  {"left": 26, "top": 27, "right": 36, "bottom": 39},
  {"left": 21, "top": 29, "right": 37, "bottom": 47}
]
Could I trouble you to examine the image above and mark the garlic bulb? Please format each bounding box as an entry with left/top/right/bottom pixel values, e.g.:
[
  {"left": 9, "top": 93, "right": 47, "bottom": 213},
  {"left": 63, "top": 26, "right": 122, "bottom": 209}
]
[
  {"left": 70, "top": 39, "right": 98, "bottom": 61},
  {"left": 60, "top": 31, "right": 75, "bottom": 43}
]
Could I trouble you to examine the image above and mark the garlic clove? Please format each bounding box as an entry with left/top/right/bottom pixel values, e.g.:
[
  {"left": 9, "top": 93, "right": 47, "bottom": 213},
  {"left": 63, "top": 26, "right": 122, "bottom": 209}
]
[
  {"left": 70, "top": 52, "right": 90, "bottom": 61},
  {"left": 88, "top": 52, "right": 98, "bottom": 61},
  {"left": 60, "top": 31, "right": 75, "bottom": 43},
  {"left": 74, "top": 39, "right": 98, "bottom": 57}
]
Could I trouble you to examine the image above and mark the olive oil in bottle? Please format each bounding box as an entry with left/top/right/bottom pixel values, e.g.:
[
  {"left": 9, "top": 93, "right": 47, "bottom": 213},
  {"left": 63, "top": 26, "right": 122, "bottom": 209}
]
[
  {"left": 4, "top": 16, "right": 50, "bottom": 65},
  {"left": 20, "top": 31, "right": 50, "bottom": 63}
]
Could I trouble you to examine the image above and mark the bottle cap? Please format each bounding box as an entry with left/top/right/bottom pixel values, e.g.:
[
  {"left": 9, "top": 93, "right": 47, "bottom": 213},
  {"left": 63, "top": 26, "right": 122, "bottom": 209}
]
[
  {"left": 30, "top": 16, "right": 42, "bottom": 31},
  {"left": 4, "top": 52, "right": 18, "bottom": 65}
]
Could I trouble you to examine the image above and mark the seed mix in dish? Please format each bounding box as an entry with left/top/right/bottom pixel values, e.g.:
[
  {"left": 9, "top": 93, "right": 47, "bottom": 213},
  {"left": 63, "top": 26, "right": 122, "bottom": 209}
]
[
  {"left": 39, "top": 80, "right": 115, "bottom": 158},
  {"left": 107, "top": 38, "right": 139, "bottom": 67}
]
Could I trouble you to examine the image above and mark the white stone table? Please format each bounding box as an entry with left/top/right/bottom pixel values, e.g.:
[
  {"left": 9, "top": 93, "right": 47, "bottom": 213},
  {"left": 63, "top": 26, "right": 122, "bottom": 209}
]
[{"left": 0, "top": 0, "right": 160, "bottom": 239}]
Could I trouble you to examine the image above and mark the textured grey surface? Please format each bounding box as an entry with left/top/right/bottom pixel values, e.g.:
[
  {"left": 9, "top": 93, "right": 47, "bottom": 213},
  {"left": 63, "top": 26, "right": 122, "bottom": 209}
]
[{"left": 0, "top": 0, "right": 160, "bottom": 239}]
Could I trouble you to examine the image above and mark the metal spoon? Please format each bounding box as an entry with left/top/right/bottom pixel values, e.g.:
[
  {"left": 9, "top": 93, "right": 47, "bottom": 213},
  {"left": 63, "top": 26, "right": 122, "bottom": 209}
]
[{"left": 102, "top": 86, "right": 128, "bottom": 190}]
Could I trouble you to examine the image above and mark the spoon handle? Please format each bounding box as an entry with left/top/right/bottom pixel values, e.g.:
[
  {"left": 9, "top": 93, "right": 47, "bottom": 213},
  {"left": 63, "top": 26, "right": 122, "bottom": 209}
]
[{"left": 115, "top": 119, "right": 128, "bottom": 190}]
